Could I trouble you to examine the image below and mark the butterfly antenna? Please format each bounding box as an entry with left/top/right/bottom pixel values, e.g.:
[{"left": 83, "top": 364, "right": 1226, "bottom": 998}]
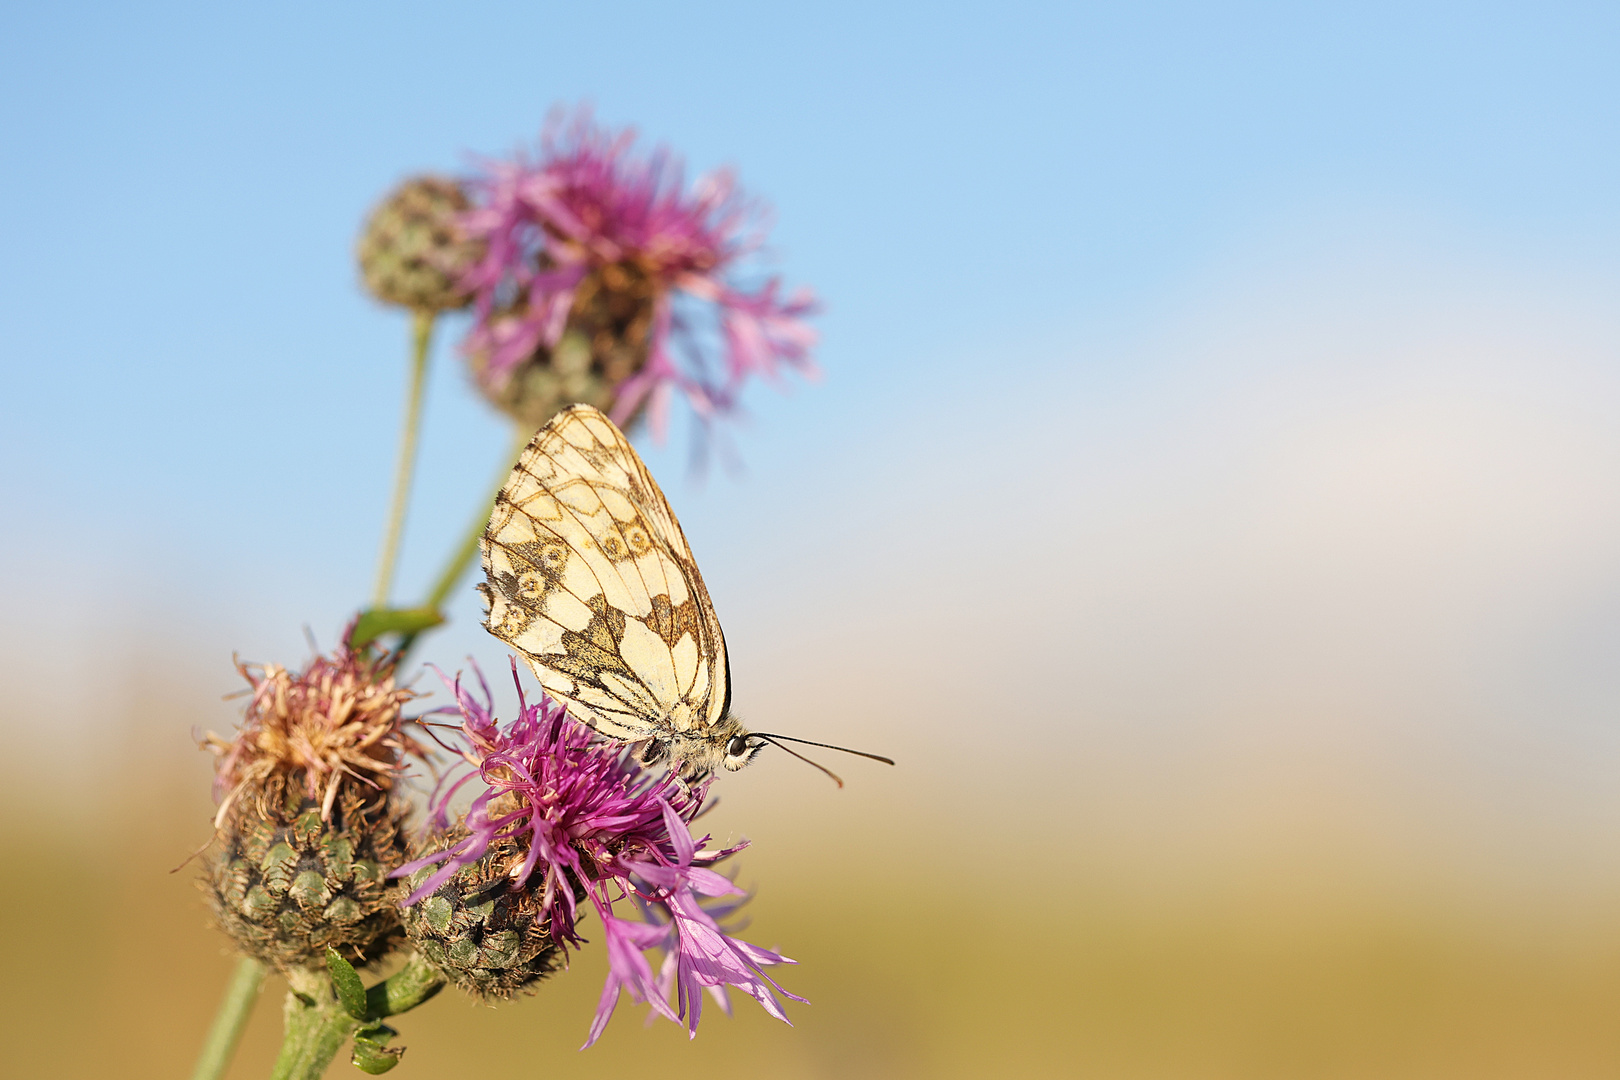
[
  {"left": 750, "top": 733, "right": 896, "bottom": 767},
  {"left": 754, "top": 736, "right": 845, "bottom": 788}
]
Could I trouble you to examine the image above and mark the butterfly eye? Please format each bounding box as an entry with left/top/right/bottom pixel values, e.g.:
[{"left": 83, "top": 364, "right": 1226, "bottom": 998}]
[{"left": 726, "top": 735, "right": 750, "bottom": 759}]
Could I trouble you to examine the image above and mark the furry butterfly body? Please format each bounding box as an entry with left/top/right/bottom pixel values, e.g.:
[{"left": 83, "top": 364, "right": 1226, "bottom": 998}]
[{"left": 478, "top": 405, "right": 758, "bottom": 783}]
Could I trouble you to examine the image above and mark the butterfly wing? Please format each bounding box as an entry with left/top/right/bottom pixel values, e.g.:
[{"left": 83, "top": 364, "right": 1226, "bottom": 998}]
[{"left": 480, "top": 405, "right": 731, "bottom": 746}]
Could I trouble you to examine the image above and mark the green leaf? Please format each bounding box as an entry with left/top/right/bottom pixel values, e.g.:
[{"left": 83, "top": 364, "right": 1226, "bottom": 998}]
[
  {"left": 325, "top": 948, "right": 368, "bottom": 1021},
  {"left": 352, "top": 1024, "right": 403, "bottom": 1074},
  {"left": 349, "top": 608, "right": 445, "bottom": 649}
]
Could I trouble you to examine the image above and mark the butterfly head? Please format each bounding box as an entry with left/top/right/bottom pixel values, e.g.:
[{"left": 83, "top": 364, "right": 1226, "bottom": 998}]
[
  {"left": 680, "top": 723, "right": 764, "bottom": 781},
  {"left": 723, "top": 731, "right": 766, "bottom": 772},
  {"left": 635, "top": 720, "right": 762, "bottom": 785}
]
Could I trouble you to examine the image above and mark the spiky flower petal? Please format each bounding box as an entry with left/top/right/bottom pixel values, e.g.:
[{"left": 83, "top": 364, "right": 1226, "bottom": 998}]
[{"left": 395, "top": 663, "right": 803, "bottom": 1045}]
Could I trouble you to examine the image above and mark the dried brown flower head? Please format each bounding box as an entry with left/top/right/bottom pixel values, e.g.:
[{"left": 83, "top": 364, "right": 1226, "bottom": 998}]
[{"left": 201, "top": 640, "right": 424, "bottom": 970}]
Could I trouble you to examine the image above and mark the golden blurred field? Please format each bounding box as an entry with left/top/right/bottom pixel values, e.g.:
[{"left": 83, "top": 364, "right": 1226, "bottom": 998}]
[{"left": 6, "top": 686, "right": 1620, "bottom": 1080}]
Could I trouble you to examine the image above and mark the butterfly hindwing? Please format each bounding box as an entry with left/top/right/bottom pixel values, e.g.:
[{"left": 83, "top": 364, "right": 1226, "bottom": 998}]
[{"left": 481, "top": 405, "right": 730, "bottom": 749}]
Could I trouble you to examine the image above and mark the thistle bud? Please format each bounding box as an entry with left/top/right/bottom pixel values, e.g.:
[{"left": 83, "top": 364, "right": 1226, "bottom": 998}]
[
  {"left": 399, "top": 827, "right": 564, "bottom": 1000},
  {"left": 202, "top": 641, "right": 420, "bottom": 970},
  {"left": 466, "top": 260, "right": 656, "bottom": 432},
  {"left": 357, "top": 175, "right": 483, "bottom": 312}
]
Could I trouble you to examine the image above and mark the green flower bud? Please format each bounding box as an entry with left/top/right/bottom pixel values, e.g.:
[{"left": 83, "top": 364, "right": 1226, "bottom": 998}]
[
  {"left": 400, "top": 830, "right": 565, "bottom": 1000},
  {"left": 357, "top": 176, "right": 483, "bottom": 312},
  {"left": 206, "top": 774, "right": 407, "bottom": 970}
]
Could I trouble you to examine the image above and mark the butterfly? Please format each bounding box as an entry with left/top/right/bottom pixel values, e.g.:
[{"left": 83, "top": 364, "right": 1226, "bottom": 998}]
[{"left": 479, "top": 405, "right": 891, "bottom": 786}]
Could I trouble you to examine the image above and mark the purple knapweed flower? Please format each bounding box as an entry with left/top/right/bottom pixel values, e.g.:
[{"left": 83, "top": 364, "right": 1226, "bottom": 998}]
[
  {"left": 459, "top": 107, "right": 818, "bottom": 440},
  {"left": 394, "top": 661, "right": 804, "bottom": 1046}
]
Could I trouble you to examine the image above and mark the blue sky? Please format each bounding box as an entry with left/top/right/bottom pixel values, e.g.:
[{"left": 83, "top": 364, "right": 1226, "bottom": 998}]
[
  {"left": 3, "top": 1, "right": 1614, "bottom": 563},
  {"left": 4, "top": 2, "right": 1620, "bottom": 875},
  {"left": 4, "top": 1, "right": 1615, "bottom": 498}
]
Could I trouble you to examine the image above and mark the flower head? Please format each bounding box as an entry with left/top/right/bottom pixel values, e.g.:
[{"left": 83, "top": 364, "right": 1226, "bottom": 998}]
[
  {"left": 396, "top": 662, "right": 803, "bottom": 1046},
  {"left": 201, "top": 631, "right": 424, "bottom": 969},
  {"left": 357, "top": 175, "right": 485, "bottom": 312},
  {"left": 459, "top": 108, "right": 819, "bottom": 439},
  {"left": 207, "top": 636, "right": 420, "bottom": 825}
]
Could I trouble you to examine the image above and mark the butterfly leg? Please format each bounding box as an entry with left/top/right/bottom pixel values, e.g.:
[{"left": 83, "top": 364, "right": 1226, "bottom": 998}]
[{"left": 635, "top": 739, "right": 669, "bottom": 768}]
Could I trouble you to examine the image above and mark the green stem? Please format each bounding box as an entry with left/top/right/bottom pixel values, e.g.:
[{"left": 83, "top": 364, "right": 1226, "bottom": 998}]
[
  {"left": 428, "top": 422, "right": 533, "bottom": 612},
  {"left": 190, "top": 956, "right": 267, "bottom": 1080},
  {"left": 271, "top": 955, "right": 446, "bottom": 1080},
  {"left": 271, "top": 968, "right": 352, "bottom": 1080},
  {"left": 372, "top": 309, "right": 436, "bottom": 608},
  {"left": 365, "top": 953, "right": 447, "bottom": 1018},
  {"left": 396, "top": 423, "right": 533, "bottom": 663}
]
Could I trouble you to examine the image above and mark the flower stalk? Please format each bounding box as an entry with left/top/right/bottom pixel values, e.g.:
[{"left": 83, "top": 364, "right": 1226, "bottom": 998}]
[
  {"left": 424, "top": 422, "right": 533, "bottom": 613},
  {"left": 394, "top": 422, "right": 534, "bottom": 664},
  {"left": 272, "top": 966, "right": 353, "bottom": 1080},
  {"left": 270, "top": 952, "right": 445, "bottom": 1080},
  {"left": 372, "top": 309, "right": 436, "bottom": 607}
]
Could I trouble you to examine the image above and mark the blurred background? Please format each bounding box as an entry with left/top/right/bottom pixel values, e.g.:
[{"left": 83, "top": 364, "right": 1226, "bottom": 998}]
[{"left": 4, "top": 2, "right": 1620, "bottom": 1077}]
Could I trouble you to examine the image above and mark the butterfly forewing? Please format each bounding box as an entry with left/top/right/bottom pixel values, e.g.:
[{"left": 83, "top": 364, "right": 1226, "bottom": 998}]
[{"left": 481, "top": 406, "right": 731, "bottom": 751}]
